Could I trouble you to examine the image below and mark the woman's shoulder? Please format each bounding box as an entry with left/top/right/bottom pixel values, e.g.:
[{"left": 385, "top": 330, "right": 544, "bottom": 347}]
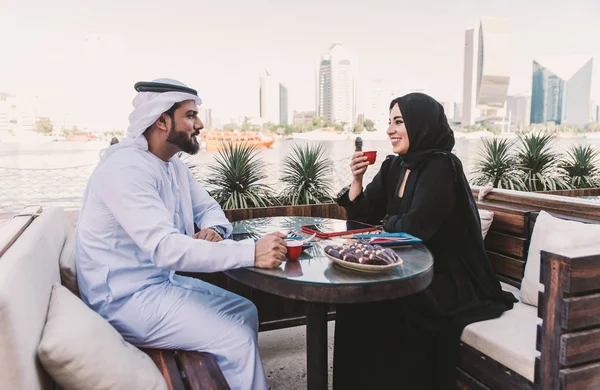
[
  {"left": 381, "top": 154, "right": 399, "bottom": 170},
  {"left": 418, "top": 152, "right": 457, "bottom": 175}
]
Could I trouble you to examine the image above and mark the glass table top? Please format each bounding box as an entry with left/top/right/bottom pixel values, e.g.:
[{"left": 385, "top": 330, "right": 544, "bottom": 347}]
[{"left": 229, "top": 216, "right": 434, "bottom": 286}]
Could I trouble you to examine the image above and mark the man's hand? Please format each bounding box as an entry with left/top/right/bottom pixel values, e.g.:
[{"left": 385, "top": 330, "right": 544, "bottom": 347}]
[
  {"left": 193, "top": 228, "right": 223, "bottom": 242},
  {"left": 254, "top": 232, "right": 287, "bottom": 268}
]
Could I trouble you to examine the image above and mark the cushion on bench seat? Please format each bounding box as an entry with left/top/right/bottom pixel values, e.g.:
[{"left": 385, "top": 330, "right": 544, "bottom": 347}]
[{"left": 460, "top": 283, "right": 540, "bottom": 382}]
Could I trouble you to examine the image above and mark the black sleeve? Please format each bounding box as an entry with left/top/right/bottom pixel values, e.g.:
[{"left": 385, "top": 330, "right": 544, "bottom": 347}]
[
  {"left": 384, "top": 155, "right": 456, "bottom": 241},
  {"left": 336, "top": 156, "right": 393, "bottom": 225}
]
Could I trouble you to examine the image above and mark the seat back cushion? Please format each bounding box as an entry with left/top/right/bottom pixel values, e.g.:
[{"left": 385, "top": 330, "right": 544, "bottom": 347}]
[
  {"left": 478, "top": 209, "right": 494, "bottom": 239},
  {"left": 521, "top": 210, "right": 600, "bottom": 306},
  {"left": 0, "top": 208, "right": 68, "bottom": 390},
  {"left": 59, "top": 223, "right": 79, "bottom": 296},
  {"left": 38, "top": 284, "right": 167, "bottom": 390}
]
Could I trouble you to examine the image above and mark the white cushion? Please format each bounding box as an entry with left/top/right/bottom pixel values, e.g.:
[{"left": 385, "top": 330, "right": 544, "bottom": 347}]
[
  {"left": 59, "top": 225, "right": 79, "bottom": 296},
  {"left": 0, "top": 208, "right": 68, "bottom": 390},
  {"left": 521, "top": 210, "right": 600, "bottom": 307},
  {"left": 461, "top": 283, "right": 540, "bottom": 382},
  {"left": 478, "top": 209, "right": 494, "bottom": 239},
  {"left": 38, "top": 284, "right": 167, "bottom": 390}
]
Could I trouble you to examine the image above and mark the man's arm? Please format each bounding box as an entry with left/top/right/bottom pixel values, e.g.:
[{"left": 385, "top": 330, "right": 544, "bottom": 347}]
[
  {"left": 183, "top": 162, "right": 233, "bottom": 237},
  {"left": 93, "top": 153, "right": 253, "bottom": 272}
]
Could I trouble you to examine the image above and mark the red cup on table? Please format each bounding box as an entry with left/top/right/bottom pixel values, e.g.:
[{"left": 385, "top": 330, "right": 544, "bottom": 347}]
[
  {"left": 285, "top": 240, "right": 303, "bottom": 261},
  {"left": 363, "top": 151, "right": 377, "bottom": 165}
]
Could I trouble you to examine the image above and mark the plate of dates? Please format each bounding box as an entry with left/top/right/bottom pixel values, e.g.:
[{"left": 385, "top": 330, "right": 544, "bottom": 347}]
[{"left": 323, "top": 242, "right": 403, "bottom": 273}]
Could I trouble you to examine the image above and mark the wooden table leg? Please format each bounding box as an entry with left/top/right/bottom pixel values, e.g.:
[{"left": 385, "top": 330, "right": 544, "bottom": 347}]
[{"left": 306, "top": 302, "right": 328, "bottom": 390}]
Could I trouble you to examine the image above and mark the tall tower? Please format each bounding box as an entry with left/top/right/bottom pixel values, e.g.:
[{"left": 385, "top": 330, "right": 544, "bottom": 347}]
[
  {"left": 462, "top": 17, "right": 511, "bottom": 125},
  {"left": 259, "top": 70, "right": 288, "bottom": 125},
  {"left": 316, "top": 43, "right": 356, "bottom": 126},
  {"left": 462, "top": 29, "right": 476, "bottom": 126}
]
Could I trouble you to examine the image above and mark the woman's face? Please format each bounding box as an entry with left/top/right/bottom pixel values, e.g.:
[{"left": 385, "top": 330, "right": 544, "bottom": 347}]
[{"left": 387, "top": 103, "right": 410, "bottom": 154}]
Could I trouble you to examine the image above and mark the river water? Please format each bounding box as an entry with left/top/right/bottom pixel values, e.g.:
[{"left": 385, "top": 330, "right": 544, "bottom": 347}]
[{"left": 1, "top": 136, "right": 599, "bottom": 213}]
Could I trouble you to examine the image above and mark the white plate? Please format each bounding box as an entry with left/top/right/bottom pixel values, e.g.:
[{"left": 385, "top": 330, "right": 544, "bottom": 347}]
[{"left": 325, "top": 253, "right": 403, "bottom": 273}]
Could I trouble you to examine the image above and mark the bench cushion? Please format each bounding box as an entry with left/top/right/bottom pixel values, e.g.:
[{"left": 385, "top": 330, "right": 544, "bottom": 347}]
[
  {"left": 478, "top": 209, "right": 494, "bottom": 239},
  {"left": 521, "top": 210, "right": 600, "bottom": 307},
  {"left": 59, "top": 224, "right": 79, "bottom": 296},
  {"left": 0, "top": 208, "right": 68, "bottom": 390},
  {"left": 460, "top": 283, "right": 540, "bottom": 382},
  {"left": 38, "top": 284, "right": 167, "bottom": 390}
]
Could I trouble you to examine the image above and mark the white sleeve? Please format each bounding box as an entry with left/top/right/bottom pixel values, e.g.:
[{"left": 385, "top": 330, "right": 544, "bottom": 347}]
[
  {"left": 94, "top": 153, "right": 255, "bottom": 272},
  {"left": 185, "top": 165, "right": 233, "bottom": 236}
]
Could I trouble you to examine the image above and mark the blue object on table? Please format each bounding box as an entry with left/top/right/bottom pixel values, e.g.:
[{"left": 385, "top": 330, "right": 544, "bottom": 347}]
[{"left": 352, "top": 232, "right": 422, "bottom": 247}]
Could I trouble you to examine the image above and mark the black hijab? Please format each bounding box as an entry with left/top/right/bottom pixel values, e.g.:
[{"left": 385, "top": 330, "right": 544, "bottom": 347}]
[{"left": 390, "top": 93, "right": 455, "bottom": 169}]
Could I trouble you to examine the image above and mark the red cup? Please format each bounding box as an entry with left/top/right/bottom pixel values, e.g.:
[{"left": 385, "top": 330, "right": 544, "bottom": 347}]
[
  {"left": 363, "top": 151, "right": 377, "bottom": 165},
  {"left": 285, "top": 240, "right": 303, "bottom": 261}
]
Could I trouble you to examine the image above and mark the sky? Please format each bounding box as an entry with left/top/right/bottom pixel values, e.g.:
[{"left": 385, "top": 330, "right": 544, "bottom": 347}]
[{"left": 0, "top": 0, "right": 599, "bottom": 130}]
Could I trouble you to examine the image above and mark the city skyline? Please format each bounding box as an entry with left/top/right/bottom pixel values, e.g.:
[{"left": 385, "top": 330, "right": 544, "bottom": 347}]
[{"left": 0, "top": 0, "right": 599, "bottom": 130}]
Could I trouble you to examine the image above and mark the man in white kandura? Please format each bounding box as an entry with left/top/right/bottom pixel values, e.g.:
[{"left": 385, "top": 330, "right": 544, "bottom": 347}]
[{"left": 76, "top": 78, "right": 287, "bottom": 390}]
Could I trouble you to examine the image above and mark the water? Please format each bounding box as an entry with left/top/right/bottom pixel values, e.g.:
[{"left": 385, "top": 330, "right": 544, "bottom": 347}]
[{"left": 1, "top": 136, "right": 599, "bottom": 213}]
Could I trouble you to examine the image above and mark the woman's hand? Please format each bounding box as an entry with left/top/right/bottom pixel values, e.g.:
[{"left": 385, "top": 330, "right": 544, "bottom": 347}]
[{"left": 350, "top": 152, "right": 369, "bottom": 180}]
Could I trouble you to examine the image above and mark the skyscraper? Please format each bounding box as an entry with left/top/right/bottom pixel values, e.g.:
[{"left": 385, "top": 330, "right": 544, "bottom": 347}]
[
  {"left": 259, "top": 69, "right": 288, "bottom": 125},
  {"left": 506, "top": 95, "right": 531, "bottom": 130},
  {"left": 462, "top": 17, "right": 511, "bottom": 125},
  {"left": 453, "top": 102, "right": 462, "bottom": 122},
  {"left": 365, "top": 79, "right": 391, "bottom": 133},
  {"left": 279, "top": 84, "right": 288, "bottom": 125},
  {"left": 316, "top": 43, "right": 356, "bottom": 126},
  {"left": 530, "top": 57, "right": 593, "bottom": 126},
  {"left": 461, "top": 28, "right": 476, "bottom": 125}
]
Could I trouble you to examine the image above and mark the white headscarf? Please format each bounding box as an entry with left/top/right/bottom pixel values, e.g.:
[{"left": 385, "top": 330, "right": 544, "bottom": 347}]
[
  {"left": 127, "top": 78, "right": 202, "bottom": 139},
  {"left": 99, "top": 78, "right": 202, "bottom": 162}
]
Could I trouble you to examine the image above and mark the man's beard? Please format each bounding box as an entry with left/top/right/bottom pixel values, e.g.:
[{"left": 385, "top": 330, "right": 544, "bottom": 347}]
[{"left": 166, "top": 122, "right": 200, "bottom": 155}]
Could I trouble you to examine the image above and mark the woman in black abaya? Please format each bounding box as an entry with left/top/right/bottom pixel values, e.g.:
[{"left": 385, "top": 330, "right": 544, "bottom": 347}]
[{"left": 333, "top": 93, "right": 516, "bottom": 389}]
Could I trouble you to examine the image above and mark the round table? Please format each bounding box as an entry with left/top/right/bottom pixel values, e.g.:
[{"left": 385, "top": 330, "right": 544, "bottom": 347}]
[{"left": 225, "top": 216, "right": 434, "bottom": 390}]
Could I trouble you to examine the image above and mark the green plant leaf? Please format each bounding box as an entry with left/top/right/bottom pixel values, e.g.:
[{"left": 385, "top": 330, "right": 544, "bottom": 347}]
[
  {"left": 203, "top": 142, "right": 279, "bottom": 209},
  {"left": 279, "top": 143, "right": 333, "bottom": 205}
]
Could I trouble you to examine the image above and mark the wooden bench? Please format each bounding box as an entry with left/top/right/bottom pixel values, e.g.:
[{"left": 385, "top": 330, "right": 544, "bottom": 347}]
[
  {"left": 456, "top": 187, "right": 600, "bottom": 390},
  {"left": 144, "top": 349, "right": 230, "bottom": 390}
]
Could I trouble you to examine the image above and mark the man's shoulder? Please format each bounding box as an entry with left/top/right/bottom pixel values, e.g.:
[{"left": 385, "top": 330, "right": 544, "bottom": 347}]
[{"left": 94, "top": 148, "right": 158, "bottom": 181}]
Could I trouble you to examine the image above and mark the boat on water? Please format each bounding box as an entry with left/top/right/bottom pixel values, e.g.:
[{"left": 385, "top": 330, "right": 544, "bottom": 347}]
[
  {"left": 200, "top": 131, "right": 275, "bottom": 151},
  {"left": 65, "top": 132, "right": 98, "bottom": 142}
]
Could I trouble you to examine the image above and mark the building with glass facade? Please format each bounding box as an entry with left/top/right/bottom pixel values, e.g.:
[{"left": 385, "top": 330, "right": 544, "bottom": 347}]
[
  {"left": 530, "top": 57, "right": 593, "bottom": 126},
  {"left": 316, "top": 44, "right": 356, "bottom": 126}
]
